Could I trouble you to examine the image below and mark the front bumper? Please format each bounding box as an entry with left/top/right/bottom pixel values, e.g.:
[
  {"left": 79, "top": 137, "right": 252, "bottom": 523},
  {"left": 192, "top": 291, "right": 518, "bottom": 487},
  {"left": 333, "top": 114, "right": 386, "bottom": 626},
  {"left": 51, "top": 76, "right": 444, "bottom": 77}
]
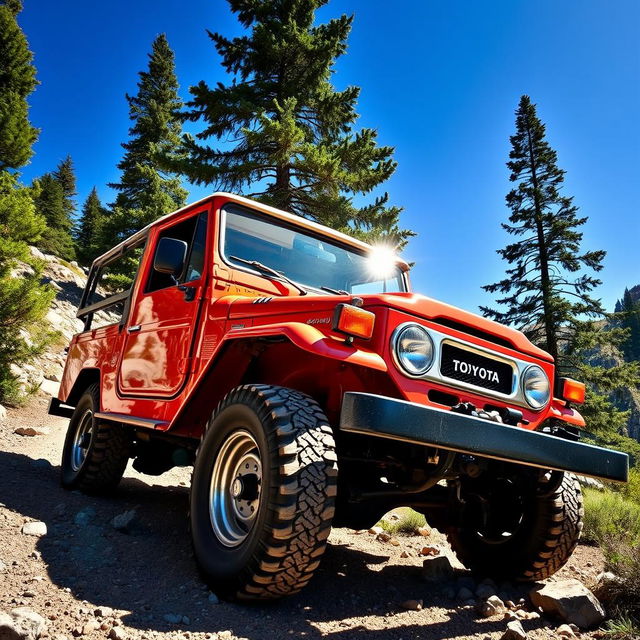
[{"left": 339, "top": 392, "right": 628, "bottom": 483}]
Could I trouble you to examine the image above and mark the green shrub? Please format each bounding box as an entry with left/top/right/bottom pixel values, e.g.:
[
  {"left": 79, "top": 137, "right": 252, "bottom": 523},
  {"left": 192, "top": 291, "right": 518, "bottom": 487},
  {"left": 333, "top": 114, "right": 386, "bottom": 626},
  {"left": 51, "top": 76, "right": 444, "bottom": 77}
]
[
  {"left": 378, "top": 508, "right": 426, "bottom": 535},
  {"left": 582, "top": 488, "right": 640, "bottom": 547}
]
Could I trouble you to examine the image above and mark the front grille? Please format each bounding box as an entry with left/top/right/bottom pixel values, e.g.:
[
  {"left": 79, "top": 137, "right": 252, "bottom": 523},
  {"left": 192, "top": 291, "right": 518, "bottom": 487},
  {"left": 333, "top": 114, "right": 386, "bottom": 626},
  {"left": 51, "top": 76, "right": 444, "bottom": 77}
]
[
  {"left": 440, "top": 343, "right": 513, "bottom": 394},
  {"left": 432, "top": 317, "right": 515, "bottom": 350}
]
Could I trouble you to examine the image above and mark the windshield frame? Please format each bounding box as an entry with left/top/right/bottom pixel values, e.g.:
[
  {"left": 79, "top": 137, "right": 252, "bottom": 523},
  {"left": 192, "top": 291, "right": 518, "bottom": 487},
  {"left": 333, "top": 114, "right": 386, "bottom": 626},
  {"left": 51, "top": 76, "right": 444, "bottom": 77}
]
[{"left": 218, "top": 203, "right": 408, "bottom": 295}]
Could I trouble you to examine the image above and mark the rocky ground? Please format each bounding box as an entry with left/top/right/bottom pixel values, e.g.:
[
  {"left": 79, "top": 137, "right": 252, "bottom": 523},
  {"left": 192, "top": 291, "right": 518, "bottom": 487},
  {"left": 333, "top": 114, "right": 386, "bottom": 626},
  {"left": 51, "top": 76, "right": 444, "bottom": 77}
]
[
  {"left": 0, "top": 393, "right": 614, "bottom": 640},
  {"left": 0, "top": 249, "right": 620, "bottom": 640}
]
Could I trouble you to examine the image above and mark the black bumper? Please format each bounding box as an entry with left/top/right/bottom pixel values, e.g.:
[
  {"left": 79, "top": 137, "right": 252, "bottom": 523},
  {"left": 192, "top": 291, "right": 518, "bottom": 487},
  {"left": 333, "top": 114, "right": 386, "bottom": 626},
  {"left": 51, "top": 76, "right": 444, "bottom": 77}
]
[
  {"left": 339, "top": 392, "right": 629, "bottom": 483},
  {"left": 48, "top": 397, "right": 74, "bottom": 419}
]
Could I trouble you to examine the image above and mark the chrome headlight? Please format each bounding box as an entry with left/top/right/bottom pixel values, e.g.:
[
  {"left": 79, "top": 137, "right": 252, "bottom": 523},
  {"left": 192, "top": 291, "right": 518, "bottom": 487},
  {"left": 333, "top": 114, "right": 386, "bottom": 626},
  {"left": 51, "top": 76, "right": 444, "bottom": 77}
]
[
  {"left": 394, "top": 324, "right": 434, "bottom": 376},
  {"left": 521, "top": 365, "right": 550, "bottom": 409}
]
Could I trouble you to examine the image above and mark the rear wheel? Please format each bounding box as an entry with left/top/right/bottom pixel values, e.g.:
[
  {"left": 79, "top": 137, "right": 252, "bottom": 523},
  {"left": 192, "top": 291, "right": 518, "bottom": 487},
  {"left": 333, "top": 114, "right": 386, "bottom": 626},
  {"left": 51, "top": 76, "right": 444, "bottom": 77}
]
[
  {"left": 190, "top": 384, "right": 338, "bottom": 600},
  {"left": 447, "top": 470, "right": 583, "bottom": 581},
  {"left": 61, "top": 384, "right": 131, "bottom": 493}
]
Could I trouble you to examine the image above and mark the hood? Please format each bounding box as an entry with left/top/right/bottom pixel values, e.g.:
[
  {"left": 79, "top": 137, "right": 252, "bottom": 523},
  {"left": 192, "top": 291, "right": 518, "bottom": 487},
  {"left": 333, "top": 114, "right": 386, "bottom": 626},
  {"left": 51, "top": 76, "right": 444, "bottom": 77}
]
[{"left": 362, "top": 292, "right": 553, "bottom": 362}]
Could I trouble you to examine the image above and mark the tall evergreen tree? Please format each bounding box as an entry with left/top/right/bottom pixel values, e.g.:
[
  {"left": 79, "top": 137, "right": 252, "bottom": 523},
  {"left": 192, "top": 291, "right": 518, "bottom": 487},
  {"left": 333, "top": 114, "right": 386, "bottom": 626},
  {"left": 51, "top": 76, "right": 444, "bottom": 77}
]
[
  {"left": 53, "top": 154, "right": 77, "bottom": 220},
  {"left": 616, "top": 288, "right": 640, "bottom": 362},
  {"left": 0, "top": 0, "right": 54, "bottom": 403},
  {"left": 32, "top": 164, "right": 76, "bottom": 260},
  {"left": 0, "top": 0, "right": 38, "bottom": 170},
  {"left": 482, "top": 95, "right": 605, "bottom": 361},
  {"left": 108, "top": 33, "right": 186, "bottom": 239},
  {"left": 75, "top": 187, "right": 106, "bottom": 265},
  {"left": 483, "top": 96, "right": 639, "bottom": 438},
  {"left": 171, "top": 0, "right": 412, "bottom": 248}
]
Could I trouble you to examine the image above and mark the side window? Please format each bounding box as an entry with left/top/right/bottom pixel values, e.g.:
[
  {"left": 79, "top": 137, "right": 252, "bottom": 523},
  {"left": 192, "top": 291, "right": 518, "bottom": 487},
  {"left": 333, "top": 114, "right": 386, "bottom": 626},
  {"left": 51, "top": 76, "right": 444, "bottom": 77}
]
[
  {"left": 79, "top": 240, "right": 146, "bottom": 331},
  {"left": 146, "top": 212, "right": 208, "bottom": 293}
]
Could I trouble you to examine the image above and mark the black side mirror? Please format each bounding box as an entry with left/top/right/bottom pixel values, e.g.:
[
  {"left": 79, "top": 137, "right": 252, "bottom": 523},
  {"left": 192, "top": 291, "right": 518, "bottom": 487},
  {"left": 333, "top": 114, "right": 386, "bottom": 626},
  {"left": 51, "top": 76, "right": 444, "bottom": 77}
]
[{"left": 154, "top": 237, "right": 187, "bottom": 276}]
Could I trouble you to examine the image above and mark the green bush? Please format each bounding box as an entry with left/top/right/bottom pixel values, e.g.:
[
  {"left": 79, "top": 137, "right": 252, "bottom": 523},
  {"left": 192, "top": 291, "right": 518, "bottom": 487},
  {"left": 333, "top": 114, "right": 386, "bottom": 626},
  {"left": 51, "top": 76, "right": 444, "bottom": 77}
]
[
  {"left": 378, "top": 508, "right": 426, "bottom": 536},
  {"left": 582, "top": 488, "right": 640, "bottom": 546}
]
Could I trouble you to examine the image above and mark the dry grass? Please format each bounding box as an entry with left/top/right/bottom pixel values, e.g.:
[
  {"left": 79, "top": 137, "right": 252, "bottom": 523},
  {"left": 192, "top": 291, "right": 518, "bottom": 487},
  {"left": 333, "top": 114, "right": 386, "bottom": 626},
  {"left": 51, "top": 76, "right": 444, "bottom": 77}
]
[{"left": 378, "top": 508, "right": 426, "bottom": 536}]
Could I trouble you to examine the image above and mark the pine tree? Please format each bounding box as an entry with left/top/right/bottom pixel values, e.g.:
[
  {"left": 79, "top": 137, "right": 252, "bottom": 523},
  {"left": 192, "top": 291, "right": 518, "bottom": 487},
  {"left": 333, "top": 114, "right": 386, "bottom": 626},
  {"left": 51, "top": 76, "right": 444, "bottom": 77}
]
[
  {"left": 53, "top": 154, "right": 77, "bottom": 221},
  {"left": 0, "top": 1, "right": 54, "bottom": 403},
  {"left": 616, "top": 288, "right": 640, "bottom": 362},
  {"left": 108, "top": 34, "right": 186, "bottom": 240},
  {"left": 482, "top": 96, "right": 605, "bottom": 361},
  {"left": 483, "top": 96, "right": 639, "bottom": 439},
  {"left": 172, "top": 0, "right": 412, "bottom": 248},
  {"left": 0, "top": 0, "right": 38, "bottom": 171},
  {"left": 75, "top": 187, "right": 106, "bottom": 265},
  {"left": 32, "top": 166, "right": 76, "bottom": 260}
]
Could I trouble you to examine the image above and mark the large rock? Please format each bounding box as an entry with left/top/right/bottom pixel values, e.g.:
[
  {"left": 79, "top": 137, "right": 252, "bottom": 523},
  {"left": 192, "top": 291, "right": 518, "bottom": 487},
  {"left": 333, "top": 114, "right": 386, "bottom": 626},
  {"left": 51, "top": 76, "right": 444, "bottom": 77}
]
[
  {"left": 529, "top": 579, "right": 605, "bottom": 629},
  {"left": 21, "top": 522, "right": 47, "bottom": 537},
  {"left": 422, "top": 555, "right": 455, "bottom": 581},
  {"left": 0, "top": 607, "right": 47, "bottom": 640}
]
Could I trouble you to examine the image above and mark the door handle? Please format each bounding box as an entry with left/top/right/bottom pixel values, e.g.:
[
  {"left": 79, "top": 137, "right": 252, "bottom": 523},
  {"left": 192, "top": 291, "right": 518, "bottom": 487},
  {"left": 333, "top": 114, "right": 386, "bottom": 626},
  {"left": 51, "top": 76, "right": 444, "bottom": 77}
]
[
  {"left": 178, "top": 285, "right": 197, "bottom": 302},
  {"left": 127, "top": 325, "right": 141, "bottom": 333}
]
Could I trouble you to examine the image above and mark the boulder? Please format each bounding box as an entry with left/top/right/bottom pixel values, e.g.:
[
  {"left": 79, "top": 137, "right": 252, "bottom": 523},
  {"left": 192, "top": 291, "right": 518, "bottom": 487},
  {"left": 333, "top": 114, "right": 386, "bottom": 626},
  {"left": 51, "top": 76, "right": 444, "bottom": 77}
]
[
  {"left": 0, "top": 607, "right": 47, "bottom": 640},
  {"left": 422, "top": 555, "right": 455, "bottom": 582},
  {"left": 529, "top": 579, "right": 605, "bottom": 629}
]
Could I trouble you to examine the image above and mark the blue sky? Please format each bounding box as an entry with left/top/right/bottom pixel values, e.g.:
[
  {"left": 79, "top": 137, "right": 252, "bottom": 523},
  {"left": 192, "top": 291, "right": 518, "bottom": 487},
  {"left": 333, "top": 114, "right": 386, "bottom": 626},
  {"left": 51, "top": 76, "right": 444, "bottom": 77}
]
[{"left": 18, "top": 0, "right": 640, "bottom": 313}]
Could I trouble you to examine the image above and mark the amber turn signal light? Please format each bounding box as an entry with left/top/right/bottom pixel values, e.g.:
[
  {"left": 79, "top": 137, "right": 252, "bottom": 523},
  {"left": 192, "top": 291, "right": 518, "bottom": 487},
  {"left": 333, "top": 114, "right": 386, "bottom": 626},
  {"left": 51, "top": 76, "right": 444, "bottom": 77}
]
[
  {"left": 557, "top": 377, "right": 586, "bottom": 404},
  {"left": 332, "top": 303, "right": 375, "bottom": 340}
]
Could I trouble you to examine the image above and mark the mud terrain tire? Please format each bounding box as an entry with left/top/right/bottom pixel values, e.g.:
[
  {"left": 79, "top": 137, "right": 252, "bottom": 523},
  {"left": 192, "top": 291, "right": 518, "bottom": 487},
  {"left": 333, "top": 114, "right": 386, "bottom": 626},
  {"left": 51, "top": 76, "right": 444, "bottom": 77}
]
[
  {"left": 190, "top": 384, "right": 338, "bottom": 601},
  {"left": 61, "top": 384, "right": 131, "bottom": 493},
  {"left": 447, "top": 471, "right": 583, "bottom": 582}
]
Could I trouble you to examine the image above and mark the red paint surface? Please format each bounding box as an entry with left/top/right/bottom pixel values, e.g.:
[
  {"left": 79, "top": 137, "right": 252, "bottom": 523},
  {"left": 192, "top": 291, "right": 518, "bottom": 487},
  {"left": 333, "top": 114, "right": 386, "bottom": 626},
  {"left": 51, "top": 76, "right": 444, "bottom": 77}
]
[{"left": 58, "top": 194, "right": 585, "bottom": 440}]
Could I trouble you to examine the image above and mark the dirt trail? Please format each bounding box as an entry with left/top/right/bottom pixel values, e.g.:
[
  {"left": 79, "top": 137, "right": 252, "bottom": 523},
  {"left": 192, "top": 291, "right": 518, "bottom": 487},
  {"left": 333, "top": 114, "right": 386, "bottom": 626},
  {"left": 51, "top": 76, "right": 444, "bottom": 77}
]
[{"left": 0, "top": 393, "right": 605, "bottom": 640}]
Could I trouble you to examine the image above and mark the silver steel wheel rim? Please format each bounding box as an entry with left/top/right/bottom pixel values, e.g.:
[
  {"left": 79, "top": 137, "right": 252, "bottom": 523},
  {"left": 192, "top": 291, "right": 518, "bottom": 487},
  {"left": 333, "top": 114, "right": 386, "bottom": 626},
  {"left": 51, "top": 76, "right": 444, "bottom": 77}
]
[
  {"left": 209, "top": 430, "right": 262, "bottom": 548},
  {"left": 71, "top": 409, "right": 93, "bottom": 472}
]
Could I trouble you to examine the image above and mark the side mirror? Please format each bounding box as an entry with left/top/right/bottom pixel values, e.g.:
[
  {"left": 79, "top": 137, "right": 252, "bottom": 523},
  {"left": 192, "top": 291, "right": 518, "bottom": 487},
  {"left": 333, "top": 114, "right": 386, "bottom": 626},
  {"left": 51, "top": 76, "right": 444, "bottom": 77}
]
[{"left": 154, "top": 237, "right": 187, "bottom": 276}]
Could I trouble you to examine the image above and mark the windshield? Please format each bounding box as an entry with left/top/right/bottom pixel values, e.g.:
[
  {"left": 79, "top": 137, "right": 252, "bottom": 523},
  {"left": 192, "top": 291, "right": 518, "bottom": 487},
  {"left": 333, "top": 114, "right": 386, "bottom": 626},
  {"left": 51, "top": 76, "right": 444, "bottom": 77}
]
[{"left": 222, "top": 205, "right": 407, "bottom": 294}]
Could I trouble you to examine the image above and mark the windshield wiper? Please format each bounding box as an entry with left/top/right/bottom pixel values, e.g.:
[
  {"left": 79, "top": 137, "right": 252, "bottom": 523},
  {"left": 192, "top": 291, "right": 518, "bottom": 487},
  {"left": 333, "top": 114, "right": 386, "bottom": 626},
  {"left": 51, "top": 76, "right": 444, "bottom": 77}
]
[
  {"left": 320, "top": 286, "right": 349, "bottom": 295},
  {"left": 229, "top": 256, "right": 308, "bottom": 296}
]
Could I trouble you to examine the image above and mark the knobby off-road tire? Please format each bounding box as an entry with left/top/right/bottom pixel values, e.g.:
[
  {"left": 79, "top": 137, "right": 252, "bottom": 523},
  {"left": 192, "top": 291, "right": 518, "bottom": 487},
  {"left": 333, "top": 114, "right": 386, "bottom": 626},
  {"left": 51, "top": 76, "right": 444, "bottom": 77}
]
[
  {"left": 61, "top": 384, "right": 131, "bottom": 493},
  {"left": 190, "top": 384, "right": 338, "bottom": 601},
  {"left": 447, "top": 471, "right": 584, "bottom": 582}
]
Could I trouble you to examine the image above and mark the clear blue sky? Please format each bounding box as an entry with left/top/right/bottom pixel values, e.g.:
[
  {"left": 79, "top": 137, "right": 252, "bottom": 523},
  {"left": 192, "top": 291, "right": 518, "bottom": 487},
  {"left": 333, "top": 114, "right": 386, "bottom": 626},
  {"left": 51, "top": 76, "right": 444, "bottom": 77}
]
[{"left": 17, "top": 0, "right": 640, "bottom": 313}]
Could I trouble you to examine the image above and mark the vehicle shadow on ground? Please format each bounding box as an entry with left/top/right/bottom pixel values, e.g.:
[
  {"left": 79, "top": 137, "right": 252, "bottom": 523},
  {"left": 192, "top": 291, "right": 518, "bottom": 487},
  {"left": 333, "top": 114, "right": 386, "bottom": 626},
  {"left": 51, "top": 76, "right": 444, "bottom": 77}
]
[{"left": 0, "top": 449, "right": 549, "bottom": 640}]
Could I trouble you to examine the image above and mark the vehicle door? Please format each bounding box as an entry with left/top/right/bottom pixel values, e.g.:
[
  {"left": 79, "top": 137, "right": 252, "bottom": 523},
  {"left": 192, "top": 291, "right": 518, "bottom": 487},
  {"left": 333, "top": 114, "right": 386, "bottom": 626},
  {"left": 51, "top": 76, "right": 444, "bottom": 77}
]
[{"left": 117, "top": 211, "right": 208, "bottom": 397}]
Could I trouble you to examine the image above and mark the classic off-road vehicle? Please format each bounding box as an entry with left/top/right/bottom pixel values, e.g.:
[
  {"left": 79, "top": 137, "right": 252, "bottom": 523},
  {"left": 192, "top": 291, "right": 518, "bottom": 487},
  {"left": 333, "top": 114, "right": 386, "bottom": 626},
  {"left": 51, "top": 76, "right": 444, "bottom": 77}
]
[{"left": 50, "top": 192, "right": 628, "bottom": 600}]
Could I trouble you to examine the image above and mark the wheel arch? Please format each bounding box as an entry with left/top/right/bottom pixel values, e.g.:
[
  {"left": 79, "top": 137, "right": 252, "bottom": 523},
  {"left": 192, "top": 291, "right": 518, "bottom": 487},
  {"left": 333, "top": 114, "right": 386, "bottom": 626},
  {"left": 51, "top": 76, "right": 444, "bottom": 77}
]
[
  {"left": 169, "top": 335, "right": 399, "bottom": 437},
  {"left": 63, "top": 368, "right": 101, "bottom": 408}
]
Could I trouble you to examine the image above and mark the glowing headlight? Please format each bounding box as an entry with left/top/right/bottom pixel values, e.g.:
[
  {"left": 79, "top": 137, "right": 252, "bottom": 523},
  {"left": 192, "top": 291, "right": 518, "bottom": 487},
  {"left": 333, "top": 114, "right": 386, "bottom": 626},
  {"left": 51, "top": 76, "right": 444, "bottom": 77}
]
[
  {"left": 394, "top": 324, "right": 434, "bottom": 376},
  {"left": 521, "top": 365, "right": 550, "bottom": 409}
]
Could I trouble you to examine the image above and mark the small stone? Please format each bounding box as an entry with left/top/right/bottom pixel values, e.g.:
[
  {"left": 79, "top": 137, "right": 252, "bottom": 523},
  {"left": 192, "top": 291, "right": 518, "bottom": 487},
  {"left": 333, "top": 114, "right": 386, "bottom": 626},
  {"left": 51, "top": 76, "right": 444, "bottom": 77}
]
[
  {"left": 417, "top": 527, "right": 430, "bottom": 537},
  {"left": 478, "top": 602, "right": 497, "bottom": 618},
  {"left": 389, "top": 537, "right": 400, "bottom": 546},
  {"left": 74, "top": 508, "right": 96, "bottom": 527},
  {"left": 376, "top": 532, "right": 391, "bottom": 543},
  {"left": 22, "top": 521, "right": 47, "bottom": 537},
  {"left": 22, "top": 592, "right": 36, "bottom": 598},
  {"left": 14, "top": 427, "right": 49, "bottom": 437},
  {"left": 181, "top": 616, "right": 190, "bottom": 625},
  {"left": 0, "top": 560, "right": 6, "bottom": 572},
  {"left": 93, "top": 607, "right": 113, "bottom": 618},
  {"left": 400, "top": 551, "right": 409, "bottom": 559},
  {"left": 419, "top": 546, "right": 440, "bottom": 557},
  {"left": 557, "top": 624, "right": 577, "bottom": 638},
  {"left": 457, "top": 587, "right": 474, "bottom": 601},
  {"left": 487, "top": 595, "right": 506, "bottom": 612},
  {"left": 422, "top": 556, "right": 455, "bottom": 582},
  {"left": 501, "top": 620, "right": 527, "bottom": 640},
  {"left": 400, "top": 599, "right": 423, "bottom": 611},
  {"left": 82, "top": 620, "right": 99, "bottom": 635},
  {"left": 109, "top": 628, "right": 126, "bottom": 640},
  {"left": 368, "top": 526, "right": 383, "bottom": 535},
  {"left": 476, "top": 583, "right": 496, "bottom": 599},
  {"left": 0, "top": 404, "right": 7, "bottom": 421},
  {"left": 111, "top": 509, "right": 138, "bottom": 534}
]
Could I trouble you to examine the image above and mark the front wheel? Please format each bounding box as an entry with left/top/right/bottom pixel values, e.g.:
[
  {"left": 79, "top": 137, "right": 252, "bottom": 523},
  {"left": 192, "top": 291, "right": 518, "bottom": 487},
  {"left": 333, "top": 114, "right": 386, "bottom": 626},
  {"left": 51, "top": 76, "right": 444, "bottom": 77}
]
[
  {"left": 447, "top": 470, "right": 584, "bottom": 582},
  {"left": 190, "top": 385, "right": 338, "bottom": 600}
]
